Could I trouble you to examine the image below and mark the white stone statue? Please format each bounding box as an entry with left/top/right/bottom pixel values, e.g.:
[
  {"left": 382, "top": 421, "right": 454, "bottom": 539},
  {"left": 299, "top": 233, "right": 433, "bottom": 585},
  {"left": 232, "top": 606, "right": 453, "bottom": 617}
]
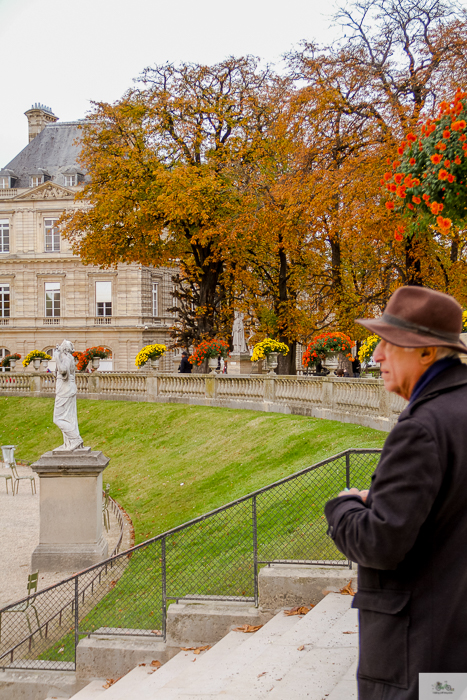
[
  {"left": 53, "top": 340, "right": 83, "bottom": 451},
  {"left": 232, "top": 311, "right": 249, "bottom": 353}
]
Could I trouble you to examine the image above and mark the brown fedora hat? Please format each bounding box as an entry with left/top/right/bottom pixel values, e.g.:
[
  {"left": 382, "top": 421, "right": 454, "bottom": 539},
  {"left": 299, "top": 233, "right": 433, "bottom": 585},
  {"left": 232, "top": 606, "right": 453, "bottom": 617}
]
[{"left": 357, "top": 287, "right": 467, "bottom": 353}]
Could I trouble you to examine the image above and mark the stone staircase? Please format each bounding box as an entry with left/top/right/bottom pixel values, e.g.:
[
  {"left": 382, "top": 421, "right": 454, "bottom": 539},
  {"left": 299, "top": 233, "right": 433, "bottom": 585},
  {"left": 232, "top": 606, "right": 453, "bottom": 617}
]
[{"left": 67, "top": 593, "right": 358, "bottom": 700}]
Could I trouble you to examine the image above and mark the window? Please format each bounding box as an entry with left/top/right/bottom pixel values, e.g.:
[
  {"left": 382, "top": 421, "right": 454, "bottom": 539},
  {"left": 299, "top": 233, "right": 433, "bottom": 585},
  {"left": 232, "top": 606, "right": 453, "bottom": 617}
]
[
  {"left": 0, "top": 177, "right": 9, "bottom": 189},
  {"left": 44, "top": 219, "right": 60, "bottom": 252},
  {"left": 0, "top": 348, "right": 10, "bottom": 373},
  {"left": 96, "top": 281, "right": 112, "bottom": 316},
  {"left": 0, "top": 221, "right": 9, "bottom": 253},
  {"left": 0, "top": 285, "right": 10, "bottom": 317},
  {"left": 45, "top": 282, "right": 60, "bottom": 317},
  {"left": 64, "top": 175, "right": 76, "bottom": 187},
  {"left": 152, "top": 283, "right": 158, "bottom": 316},
  {"left": 29, "top": 176, "right": 43, "bottom": 188}
]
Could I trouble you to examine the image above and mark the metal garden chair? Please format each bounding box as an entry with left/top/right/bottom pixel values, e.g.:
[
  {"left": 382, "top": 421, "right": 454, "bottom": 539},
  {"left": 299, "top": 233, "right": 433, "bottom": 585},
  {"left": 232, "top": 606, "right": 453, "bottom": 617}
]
[
  {"left": 10, "top": 463, "right": 36, "bottom": 495},
  {"left": 0, "top": 469, "right": 13, "bottom": 495},
  {"left": 0, "top": 572, "right": 42, "bottom": 643},
  {"left": 103, "top": 483, "right": 111, "bottom": 531}
]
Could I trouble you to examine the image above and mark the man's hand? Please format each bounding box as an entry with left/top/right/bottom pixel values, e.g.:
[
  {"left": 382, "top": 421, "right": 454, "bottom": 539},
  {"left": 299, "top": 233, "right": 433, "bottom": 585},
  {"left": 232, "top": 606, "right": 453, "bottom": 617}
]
[{"left": 338, "top": 487, "right": 369, "bottom": 503}]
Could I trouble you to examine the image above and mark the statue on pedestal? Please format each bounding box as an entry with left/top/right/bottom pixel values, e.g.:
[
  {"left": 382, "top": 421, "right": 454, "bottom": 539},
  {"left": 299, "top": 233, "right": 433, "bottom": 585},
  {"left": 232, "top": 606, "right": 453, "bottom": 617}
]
[
  {"left": 53, "top": 340, "right": 83, "bottom": 451},
  {"left": 232, "top": 311, "right": 249, "bottom": 353}
]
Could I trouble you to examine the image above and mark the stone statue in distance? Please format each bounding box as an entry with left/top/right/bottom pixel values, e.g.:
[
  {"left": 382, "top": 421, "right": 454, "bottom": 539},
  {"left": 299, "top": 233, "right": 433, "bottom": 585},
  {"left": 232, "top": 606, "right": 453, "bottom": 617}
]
[
  {"left": 232, "top": 311, "right": 249, "bottom": 353},
  {"left": 53, "top": 339, "right": 83, "bottom": 451}
]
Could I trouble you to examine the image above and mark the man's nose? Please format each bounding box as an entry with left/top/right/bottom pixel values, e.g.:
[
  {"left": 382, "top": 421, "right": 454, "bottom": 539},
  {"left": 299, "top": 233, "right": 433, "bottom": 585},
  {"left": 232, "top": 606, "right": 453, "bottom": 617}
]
[{"left": 373, "top": 343, "right": 383, "bottom": 362}]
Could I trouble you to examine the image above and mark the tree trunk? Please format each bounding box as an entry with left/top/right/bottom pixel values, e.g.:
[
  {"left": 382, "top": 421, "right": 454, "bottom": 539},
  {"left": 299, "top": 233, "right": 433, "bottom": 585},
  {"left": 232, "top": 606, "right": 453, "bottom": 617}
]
[{"left": 405, "top": 236, "right": 423, "bottom": 286}]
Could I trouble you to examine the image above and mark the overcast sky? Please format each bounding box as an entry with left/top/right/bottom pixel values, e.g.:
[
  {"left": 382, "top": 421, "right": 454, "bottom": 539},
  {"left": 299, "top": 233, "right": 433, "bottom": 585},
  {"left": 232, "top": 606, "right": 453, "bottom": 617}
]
[{"left": 0, "top": 0, "right": 341, "bottom": 167}]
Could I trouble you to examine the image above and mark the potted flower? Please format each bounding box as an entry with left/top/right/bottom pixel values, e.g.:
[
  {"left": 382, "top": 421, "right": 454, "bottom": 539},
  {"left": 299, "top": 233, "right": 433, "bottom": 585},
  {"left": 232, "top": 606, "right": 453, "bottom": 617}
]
[
  {"left": 22, "top": 350, "right": 52, "bottom": 370},
  {"left": 135, "top": 344, "right": 167, "bottom": 371},
  {"left": 302, "top": 332, "right": 354, "bottom": 373},
  {"left": 76, "top": 347, "right": 110, "bottom": 372},
  {"left": 358, "top": 335, "right": 380, "bottom": 376},
  {"left": 1, "top": 353, "right": 21, "bottom": 372},
  {"left": 189, "top": 339, "right": 229, "bottom": 373},
  {"left": 251, "top": 338, "right": 289, "bottom": 374}
]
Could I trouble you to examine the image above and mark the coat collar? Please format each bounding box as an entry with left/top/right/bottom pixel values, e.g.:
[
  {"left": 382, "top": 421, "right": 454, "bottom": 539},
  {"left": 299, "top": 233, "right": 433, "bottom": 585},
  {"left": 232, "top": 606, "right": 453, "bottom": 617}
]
[{"left": 399, "top": 362, "right": 467, "bottom": 420}]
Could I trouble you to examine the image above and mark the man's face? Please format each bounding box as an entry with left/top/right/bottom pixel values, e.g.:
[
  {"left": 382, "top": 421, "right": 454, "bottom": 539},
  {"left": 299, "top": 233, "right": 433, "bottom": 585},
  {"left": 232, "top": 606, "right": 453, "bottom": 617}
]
[{"left": 373, "top": 340, "right": 434, "bottom": 400}]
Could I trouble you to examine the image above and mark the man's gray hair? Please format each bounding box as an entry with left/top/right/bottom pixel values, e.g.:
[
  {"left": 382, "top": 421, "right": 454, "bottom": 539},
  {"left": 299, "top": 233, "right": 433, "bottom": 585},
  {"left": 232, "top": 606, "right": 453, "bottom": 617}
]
[{"left": 435, "top": 347, "right": 460, "bottom": 360}]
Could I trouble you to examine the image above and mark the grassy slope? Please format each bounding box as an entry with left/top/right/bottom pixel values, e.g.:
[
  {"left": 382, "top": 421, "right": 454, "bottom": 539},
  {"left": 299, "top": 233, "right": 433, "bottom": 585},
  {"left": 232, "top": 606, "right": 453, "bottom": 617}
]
[{"left": 0, "top": 396, "right": 385, "bottom": 543}]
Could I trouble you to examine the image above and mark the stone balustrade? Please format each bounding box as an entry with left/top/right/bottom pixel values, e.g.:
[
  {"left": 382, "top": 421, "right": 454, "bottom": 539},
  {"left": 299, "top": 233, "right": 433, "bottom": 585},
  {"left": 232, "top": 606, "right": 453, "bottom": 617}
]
[{"left": 0, "top": 371, "right": 407, "bottom": 431}]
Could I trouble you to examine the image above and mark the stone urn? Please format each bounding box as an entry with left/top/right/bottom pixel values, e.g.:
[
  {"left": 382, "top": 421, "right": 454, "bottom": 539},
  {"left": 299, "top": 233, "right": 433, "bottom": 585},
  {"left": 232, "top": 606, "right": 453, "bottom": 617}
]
[
  {"left": 41, "top": 360, "right": 49, "bottom": 371},
  {"left": 9, "top": 359, "right": 16, "bottom": 371},
  {"left": 266, "top": 352, "right": 279, "bottom": 375},
  {"left": 91, "top": 357, "right": 100, "bottom": 370},
  {"left": 149, "top": 357, "right": 160, "bottom": 371},
  {"left": 208, "top": 357, "right": 219, "bottom": 373},
  {"left": 33, "top": 358, "right": 41, "bottom": 370}
]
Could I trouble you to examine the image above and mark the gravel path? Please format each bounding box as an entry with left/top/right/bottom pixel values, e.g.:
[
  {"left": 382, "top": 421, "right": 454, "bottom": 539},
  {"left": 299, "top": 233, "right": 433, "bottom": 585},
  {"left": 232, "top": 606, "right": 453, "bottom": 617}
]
[{"left": 0, "top": 464, "right": 131, "bottom": 609}]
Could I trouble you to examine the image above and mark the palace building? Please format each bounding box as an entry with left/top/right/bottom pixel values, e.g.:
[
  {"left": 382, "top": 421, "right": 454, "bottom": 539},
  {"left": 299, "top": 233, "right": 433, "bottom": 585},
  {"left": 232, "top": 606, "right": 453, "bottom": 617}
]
[{"left": 0, "top": 104, "right": 178, "bottom": 371}]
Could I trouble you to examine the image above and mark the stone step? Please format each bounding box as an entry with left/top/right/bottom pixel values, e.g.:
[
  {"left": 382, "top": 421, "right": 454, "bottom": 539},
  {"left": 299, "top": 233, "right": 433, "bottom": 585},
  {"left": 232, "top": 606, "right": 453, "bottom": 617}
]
[
  {"left": 61, "top": 679, "right": 107, "bottom": 699},
  {"left": 166, "top": 599, "right": 272, "bottom": 647},
  {"left": 143, "top": 597, "right": 346, "bottom": 699},
  {"left": 209, "top": 596, "right": 357, "bottom": 699},
  {"left": 103, "top": 625, "right": 249, "bottom": 700},
  {"left": 326, "top": 660, "right": 358, "bottom": 700}
]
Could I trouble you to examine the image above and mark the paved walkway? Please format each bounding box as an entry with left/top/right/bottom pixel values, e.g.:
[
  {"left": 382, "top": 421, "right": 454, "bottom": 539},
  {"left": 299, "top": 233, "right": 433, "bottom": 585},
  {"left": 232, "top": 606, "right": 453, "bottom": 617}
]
[{"left": 0, "top": 463, "right": 131, "bottom": 609}]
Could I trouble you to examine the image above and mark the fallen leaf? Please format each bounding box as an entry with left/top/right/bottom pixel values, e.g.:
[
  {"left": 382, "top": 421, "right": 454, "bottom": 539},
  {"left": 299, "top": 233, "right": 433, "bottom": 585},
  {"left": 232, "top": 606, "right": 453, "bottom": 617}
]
[
  {"left": 150, "top": 660, "right": 162, "bottom": 667},
  {"left": 297, "top": 645, "right": 305, "bottom": 651},
  {"left": 151, "top": 630, "right": 162, "bottom": 635},
  {"left": 233, "top": 624, "right": 263, "bottom": 633},
  {"left": 258, "top": 672, "right": 267, "bottom": 677},
  {"left": 109, "top": 581, "right": 118, "bottom": 589},
  {"left": 102, "top": 677, "right": 121, "bottom": 689},
  {"left": 180, "top": 645, "right": 211, "bottom": 653},
  {"left": 342, "top": 631, "right": 357, "bottom": 634},
  {"left": 284, "top": 605, "right": 314, "bottom": 616},
  {"left": 340, "top": 581, "right": 355, "bottom": 596}
]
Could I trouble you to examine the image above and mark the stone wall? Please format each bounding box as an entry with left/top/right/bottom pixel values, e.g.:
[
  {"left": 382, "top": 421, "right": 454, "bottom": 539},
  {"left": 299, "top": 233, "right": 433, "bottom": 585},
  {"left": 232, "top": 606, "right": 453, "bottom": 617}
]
[{"left": 0, "top": 372, "right": 407, "bottom": 432}]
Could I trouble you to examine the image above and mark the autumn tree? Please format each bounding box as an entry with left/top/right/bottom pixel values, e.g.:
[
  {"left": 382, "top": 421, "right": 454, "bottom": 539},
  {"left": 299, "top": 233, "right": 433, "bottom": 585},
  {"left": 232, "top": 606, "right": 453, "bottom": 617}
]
[
  {"left": 288, "top": 0, "right": 467, "bottom": 306},
  {"left": 62, "top": 57, "right": 279, "bottom": 348}
]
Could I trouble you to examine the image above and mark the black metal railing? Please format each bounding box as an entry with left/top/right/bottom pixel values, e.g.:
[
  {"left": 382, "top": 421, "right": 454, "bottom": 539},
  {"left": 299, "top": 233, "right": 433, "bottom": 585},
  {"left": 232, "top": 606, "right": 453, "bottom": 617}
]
[{"left": 0, "top": 448, "right": 381, "bottom": 672}]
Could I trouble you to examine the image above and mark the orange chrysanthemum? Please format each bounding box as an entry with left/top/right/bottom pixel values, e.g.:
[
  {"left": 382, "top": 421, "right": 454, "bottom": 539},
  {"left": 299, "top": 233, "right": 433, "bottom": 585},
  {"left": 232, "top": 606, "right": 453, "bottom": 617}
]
[{"left": 431, "top": 154, "right": 442, "bottom": 164}]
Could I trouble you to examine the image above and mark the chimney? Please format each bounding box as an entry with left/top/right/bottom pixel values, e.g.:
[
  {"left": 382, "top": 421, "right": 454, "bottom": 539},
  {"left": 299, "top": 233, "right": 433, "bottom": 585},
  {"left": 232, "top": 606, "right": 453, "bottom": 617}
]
[{"left": 24, "top": 103, "right": 59, "bottom": 142}]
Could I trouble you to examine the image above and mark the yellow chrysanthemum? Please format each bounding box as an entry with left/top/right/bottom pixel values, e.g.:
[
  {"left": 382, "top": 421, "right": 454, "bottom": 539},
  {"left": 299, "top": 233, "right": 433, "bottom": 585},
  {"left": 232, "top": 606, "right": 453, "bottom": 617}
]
[{"left": 135, "top": 344, "right": 167, "bottom": 368}]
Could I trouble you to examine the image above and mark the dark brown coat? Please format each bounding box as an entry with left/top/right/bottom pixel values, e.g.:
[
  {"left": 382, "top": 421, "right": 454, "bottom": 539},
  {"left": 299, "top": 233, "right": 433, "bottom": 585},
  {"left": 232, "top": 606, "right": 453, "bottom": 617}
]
[{"left": 325, "top": 362, "right": 467, "bottom": 700}]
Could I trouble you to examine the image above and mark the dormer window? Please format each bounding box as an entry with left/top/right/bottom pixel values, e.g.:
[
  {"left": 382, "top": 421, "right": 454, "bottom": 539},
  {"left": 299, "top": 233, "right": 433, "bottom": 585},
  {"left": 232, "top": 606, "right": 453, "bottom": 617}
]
[
  {"left": 64, "top": 175, "right": 76, "bottom": 187},
  {"left": 30, "top": 175, "right": 43, "bottom": 188},
  {"left": 0, "top": 177, "right": 9, "bottom": 189}
]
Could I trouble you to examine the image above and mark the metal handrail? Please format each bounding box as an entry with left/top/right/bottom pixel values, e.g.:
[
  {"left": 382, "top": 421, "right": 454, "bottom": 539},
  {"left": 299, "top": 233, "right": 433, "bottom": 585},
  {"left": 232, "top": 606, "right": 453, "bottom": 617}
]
[{"left": 0, "top": 448, "right": 381, "bottom": 670}]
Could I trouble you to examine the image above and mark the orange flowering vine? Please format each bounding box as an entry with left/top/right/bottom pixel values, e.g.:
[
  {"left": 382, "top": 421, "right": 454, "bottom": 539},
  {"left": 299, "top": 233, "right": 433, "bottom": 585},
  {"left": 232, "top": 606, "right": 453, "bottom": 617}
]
[{"left": 382, "top": 89, "right": 467, "bottom": 237}]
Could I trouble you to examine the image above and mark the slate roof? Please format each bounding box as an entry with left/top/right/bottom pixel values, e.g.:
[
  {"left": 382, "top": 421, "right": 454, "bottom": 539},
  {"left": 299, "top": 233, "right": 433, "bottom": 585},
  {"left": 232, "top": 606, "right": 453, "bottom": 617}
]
[{"left": 4, "top": 122, "right": 89, "bottom": 188}]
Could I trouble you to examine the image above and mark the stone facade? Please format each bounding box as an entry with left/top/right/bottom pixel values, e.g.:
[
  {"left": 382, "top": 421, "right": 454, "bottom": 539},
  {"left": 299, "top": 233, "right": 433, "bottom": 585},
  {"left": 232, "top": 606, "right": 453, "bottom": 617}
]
[{"left": 0, "top": 106, "right": 179, "bottom": 371}]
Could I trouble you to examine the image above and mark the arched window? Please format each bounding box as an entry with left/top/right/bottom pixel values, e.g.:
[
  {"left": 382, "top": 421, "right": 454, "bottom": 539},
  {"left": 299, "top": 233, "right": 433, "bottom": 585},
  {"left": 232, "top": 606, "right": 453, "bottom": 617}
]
[{"left": 0, "top": 347, "right": 10, "bottom": 373}]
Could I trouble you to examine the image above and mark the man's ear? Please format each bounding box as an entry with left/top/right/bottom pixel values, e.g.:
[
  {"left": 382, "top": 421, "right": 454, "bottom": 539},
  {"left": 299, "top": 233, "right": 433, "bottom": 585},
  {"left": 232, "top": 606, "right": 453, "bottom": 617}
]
[{"left": 420, "top": 346, "right": 437, "bottom": 364}]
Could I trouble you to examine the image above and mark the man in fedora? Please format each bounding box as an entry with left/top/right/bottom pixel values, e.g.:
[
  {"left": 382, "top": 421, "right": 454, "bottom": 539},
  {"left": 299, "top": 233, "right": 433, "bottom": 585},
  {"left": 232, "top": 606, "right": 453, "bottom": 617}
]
[{"left": 325, "top": 286, "right": 467, "bottom": 700}]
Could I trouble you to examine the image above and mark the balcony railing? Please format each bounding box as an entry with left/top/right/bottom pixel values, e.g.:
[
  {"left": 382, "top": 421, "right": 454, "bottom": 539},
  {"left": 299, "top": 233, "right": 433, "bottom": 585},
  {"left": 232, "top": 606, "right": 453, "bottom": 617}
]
[
  {"left": 94, "top": 317, "right": 112, "bottom": 325},
  {"left": 0, "top": 318, "right": 9, "bottom": 325},
  {"left": 43, "top": 318, "right": 60, "bottom": 325},
  {"left": 0, "top": 189, "right": 17, "bottom": 198}
]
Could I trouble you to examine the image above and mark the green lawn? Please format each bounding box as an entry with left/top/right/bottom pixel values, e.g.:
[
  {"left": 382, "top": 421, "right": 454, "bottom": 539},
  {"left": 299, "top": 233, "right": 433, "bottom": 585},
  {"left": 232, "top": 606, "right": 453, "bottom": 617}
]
[{"left": 0, "top": 397, "right": 386, "bottom": 543}]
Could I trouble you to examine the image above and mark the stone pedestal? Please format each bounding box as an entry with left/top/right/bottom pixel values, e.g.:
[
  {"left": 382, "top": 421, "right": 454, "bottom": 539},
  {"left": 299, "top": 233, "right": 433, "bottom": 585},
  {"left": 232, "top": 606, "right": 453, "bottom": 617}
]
[
  {"left": 31, "top": 447, "right": 109, "bottom": 572},
  {"left": 227, "top": 353, "right": 253, "bottom": 375}
]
